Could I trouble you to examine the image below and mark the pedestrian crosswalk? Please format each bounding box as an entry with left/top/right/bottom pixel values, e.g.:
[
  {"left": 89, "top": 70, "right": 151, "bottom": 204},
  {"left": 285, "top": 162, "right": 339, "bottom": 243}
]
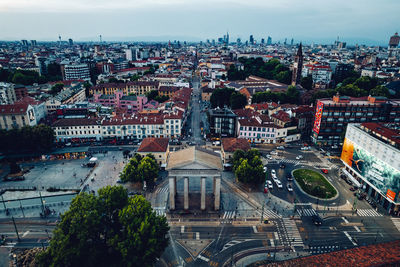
[
  {"left": 282, "top": 217, "right": 304, "bottom": 247},
  {"left": 155, "top": 186, "right": 168, "bottom": 194},
  {"left": 391, "top": 218, "right": 400, "bottom": 232},
  {"left": 309, "top": 245, "right": 340, "bottom": 254},
  {"left": 278, "top": 159, "right": 304, "bottom": 165},
  {"left": 356, "top": 209, "right": 383, "bottom": 217},
  {"left": 262, "top": 209, "right": 282, "bottom": 219},
  {"left": 153, "top": 207, "right": 166, "bottom": 216},
  {"left": 297, "top": 208, "right": 317, "bottom": 217},
  {"left": 222, "top": 211, "right": 236, "bottom": 220}
]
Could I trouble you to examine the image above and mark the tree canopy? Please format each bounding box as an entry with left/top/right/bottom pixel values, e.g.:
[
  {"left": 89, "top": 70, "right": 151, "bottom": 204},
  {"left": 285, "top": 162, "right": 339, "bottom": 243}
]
[
  {"left": 145, "top": 90, "right": 169, "bottom": 103},
  {"left": 0, "top": 124, "right": 54, "bottom": 153},
  {"left": 120, "top": 154, "right": 159, "bottom": 185},
  {"left": 252, "top": 85, "right": 300, "bottom": 104},
  {"left": 50, "top": 83, "right": 64, "bottom": 95},
  {"left": 36, "top": 186, "right": 169, "bottom": 267},
  {"left": 228, "top": 58, "right": 292, "bottom": 85},
  {"left": 0, "top": 64, "right": 62, "bottom": 85},
  {"left": 210, "top": 87, "right": 247, "bottom": 109},
  {"left": 232, "top": 149, "right": 264, "bottom": 185}
]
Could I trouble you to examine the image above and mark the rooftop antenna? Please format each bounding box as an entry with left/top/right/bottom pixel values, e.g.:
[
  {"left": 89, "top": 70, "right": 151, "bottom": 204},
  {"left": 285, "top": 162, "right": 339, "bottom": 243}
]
[
  {"left": 58, "top": 35, "right": 61, "bottom": 46},
  {"left": 99, "top": 35, "right": 102, "bottom": 43}
]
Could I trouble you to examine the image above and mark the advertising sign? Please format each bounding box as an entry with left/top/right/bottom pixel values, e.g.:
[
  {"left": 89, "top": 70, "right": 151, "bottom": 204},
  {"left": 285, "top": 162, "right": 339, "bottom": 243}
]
[
  {"left": 341, "top": 138, "right": 400, "bottom": 203},
  {"left": 312, "top": 101, "right": 324, "bottom": 134},
  {"left": 387, "top": 189, "right": 396, "bottom": 202}
]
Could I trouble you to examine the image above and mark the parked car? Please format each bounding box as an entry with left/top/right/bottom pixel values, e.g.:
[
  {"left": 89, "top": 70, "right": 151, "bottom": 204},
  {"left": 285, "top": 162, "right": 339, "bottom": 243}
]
[
  {"left": 276, "top": 180, "right": 283, "bottom": 189},
  {"left": 270, "top": 151, "right": 278, "bottom": 155},
  {"left": 277, "top": 146, "right": 285, "bottom": 150},
  {"left": 271, "top": 169, "right": 276, "bottom": 176},
  {"left": 321, "top": 169, "right": 328, "bottom": 174},
  {"left": 287, "top": 184, "right": 293, "bottom": 192},
  {"left": 264, "top": 186, "right": 268, "bottom": 194},
  {"left": 266, "top": 180, "right": 273, "bottom": 189},
  {"left": 263, "top": 166, "right": 268, "bottom": 173},
  {"left": 312, "top": 215, "right": 323, "bottom": 226},
  {"left": 286, "top": 174, "right": 293, "bottom": 181},
  {"left": 296, "top": 155, "right": 303, "bottom": 160}
]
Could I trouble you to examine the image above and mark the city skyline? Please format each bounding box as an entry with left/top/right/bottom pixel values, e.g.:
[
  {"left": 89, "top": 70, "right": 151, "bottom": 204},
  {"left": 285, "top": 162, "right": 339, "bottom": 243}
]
[{"left": 0, "top": 0, "right": 399, "bottom": 45}]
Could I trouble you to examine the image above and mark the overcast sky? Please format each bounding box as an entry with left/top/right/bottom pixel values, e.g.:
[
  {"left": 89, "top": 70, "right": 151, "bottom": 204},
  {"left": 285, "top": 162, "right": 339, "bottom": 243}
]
[{"left": 0, "top": 0, "right": 398, "bottom": 45}]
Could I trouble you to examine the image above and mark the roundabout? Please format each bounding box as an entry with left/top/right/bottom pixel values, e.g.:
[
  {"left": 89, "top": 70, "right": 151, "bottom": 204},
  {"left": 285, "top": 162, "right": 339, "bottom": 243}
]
[{"left": 292, "top": 169, "right": 338, "bottom": 200}]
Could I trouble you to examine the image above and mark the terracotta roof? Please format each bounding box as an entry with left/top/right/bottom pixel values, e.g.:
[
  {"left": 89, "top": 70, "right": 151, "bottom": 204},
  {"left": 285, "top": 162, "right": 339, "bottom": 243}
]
[
  {"left": 361, "top": 122, "right": 400, "bottom": 146},
  {"left": 137, "top": 137, "right": 169, "bottom": 153},
  {"left": 271, "top": 110, "right": 291, "bottom": 123},
  {"left": 0, "top": 103, "right": 29, "bottom": 115},
  {"left": 52, "top": 118, "right": 100, "bottom": 127},
  {"left": 233, "top": 108, "right": 259, "bottom": 119},
  {"left": 262, "top": 240, "right": 400, "bottom": 267},
  {"left": 222, "top": 138, "right": 250, "bottom": 152}
]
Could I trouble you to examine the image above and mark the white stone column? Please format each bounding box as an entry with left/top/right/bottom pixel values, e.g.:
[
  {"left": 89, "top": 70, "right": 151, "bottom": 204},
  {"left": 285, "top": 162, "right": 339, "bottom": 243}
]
[
  {"left": 169, "top": 176, "right": 176, "bottom": 210},
  {"left": 184, "top": 177, "right": 189, "bottom": 210},
  {"left": 214, "top": 176, "right": 221, "bottom": 211},
  {"left": 201, "top": 177, "right": 206, "bottom": 211}
]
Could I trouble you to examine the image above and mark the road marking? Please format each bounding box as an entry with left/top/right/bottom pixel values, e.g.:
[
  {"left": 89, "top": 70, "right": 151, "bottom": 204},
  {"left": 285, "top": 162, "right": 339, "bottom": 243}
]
[
  {"left": 196, "top": 232, "right": 200, "bottom": 240},
  {"left": 181, "top": 226, "right": 185, "bottom": 233},
  {"left": 252, "top": 226, "right": 258, "bottom": 233},
  {"left": 343, "top": 231, "right": 357, "bottom": 246},
  {"left": 342, "top": 217, "right": 349, "bottom": 223},
  {"left": 22, "top": 231, "right": 30, "bottom": 237},
  {"left": 198, "top": 255, "right": 210, "bottom": 262},
  {"left": 354, "top": 226, "right": 361, "bottom": 232}
]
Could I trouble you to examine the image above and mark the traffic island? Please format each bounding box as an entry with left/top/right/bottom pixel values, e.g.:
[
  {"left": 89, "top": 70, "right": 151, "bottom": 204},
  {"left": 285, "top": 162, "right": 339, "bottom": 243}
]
[{"left": 292, "top": 169, "right": 338, "bottom": 200}]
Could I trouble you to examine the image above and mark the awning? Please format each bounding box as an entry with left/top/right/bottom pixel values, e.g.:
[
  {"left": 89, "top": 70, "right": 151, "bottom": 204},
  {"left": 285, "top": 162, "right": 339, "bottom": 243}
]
[{"left": 342, "top": 168, "right": 361, "bottom": 187}]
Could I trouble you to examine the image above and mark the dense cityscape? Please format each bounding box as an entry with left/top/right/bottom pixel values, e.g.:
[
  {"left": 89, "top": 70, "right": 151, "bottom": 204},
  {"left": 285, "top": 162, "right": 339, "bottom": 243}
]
[{"left": 0, "top": 7, "right": 400, "bottom": 266}]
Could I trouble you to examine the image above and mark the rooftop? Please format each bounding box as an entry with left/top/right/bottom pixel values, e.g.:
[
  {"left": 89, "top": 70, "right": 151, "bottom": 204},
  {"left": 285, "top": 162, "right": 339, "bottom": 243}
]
[
  {"left": 137, "top": 137, "right": 169, "bottom": 153},
  {"left": 222, "top": 138, "right": 250, "bottom": 152}
]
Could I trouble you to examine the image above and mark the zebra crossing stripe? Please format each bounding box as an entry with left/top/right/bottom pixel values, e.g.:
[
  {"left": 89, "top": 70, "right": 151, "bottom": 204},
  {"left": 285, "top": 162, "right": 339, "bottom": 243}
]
[
  {"left": 297, "top": 209, "right": 317, "bottom": 216},
  {"left": 357, "top": 209, "right": 383, "bottom": 217},
  {"left": 391, "top": 218, "right": 400, "bottom": 232}
]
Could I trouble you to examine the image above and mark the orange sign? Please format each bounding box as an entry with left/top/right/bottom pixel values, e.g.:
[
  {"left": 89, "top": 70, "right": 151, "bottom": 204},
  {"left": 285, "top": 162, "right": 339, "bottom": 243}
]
[
  {"left": 341, "top": 138, "right": 354, "bottom": 167},
  {"left": 387, "top": 189, "right": 396, "bottom": 201}
]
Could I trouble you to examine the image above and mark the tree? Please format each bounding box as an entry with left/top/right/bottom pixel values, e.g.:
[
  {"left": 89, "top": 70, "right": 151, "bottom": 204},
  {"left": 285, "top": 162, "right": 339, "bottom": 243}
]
[
  {"left": 137, "top": 154, "right": 159, "bottom": 185},
  {"left": 36, "top": 186, "right": 169, "bottom": 267},
  {"left": 108, "top": 77, "right": 124, "bottom": 83},
  {"left": 230, "top": 92, "right": 247, "bottom": 109},
  {"left": 130, "top": 74, "right": 140, "bottom": 81},
  {"left": 210, "top": 87, "right": 235, "bottom": 108},
  {"left": 120, "top": 154, "right": 142, "bottom": 183},
  {"left": 233, "top": 149, "right": 264, "bottom": 185},
  {"left": 50, "top": 83, "right": 64, "bottom": 95},
  {"left": 285, "top": 85, "right": 300, "bottom": 104},
  {"left": 300, "top": 75, "right": 313, "bottom": 90},
  {"left": 370, "top": 85, "right": 390, "bottom": 98}
]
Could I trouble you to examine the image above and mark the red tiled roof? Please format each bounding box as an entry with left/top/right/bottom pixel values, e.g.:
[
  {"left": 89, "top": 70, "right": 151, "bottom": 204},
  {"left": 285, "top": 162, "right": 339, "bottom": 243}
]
[
  {"left": 52, "top": 118, "right": 100, "bottom": 127},
  {"left": 262, "top": 240, "right": 400, "bottom": 267},
  {"left": 0, "top": 103, "right": 29, "bottom": 115},
  {"left": 271, "top": 110, "right": 291, "bottom": 123},
  {"left": 233, "top": 108, "right": 259, "bottom": 119},
  {"left": 250, "top": 103, "right": 269, "bottom": 110},
  {"left": 238, "top": 118, "right": 261, "bottom": 127},
  {"left": 137, "top": 137, "right": 169, "bottom": 152},
  {"left": 361, "top": 122, "right": 400, "bottom": 145},
  {"left": 222, "top": 138, "right": 250, "bottom": 152}
]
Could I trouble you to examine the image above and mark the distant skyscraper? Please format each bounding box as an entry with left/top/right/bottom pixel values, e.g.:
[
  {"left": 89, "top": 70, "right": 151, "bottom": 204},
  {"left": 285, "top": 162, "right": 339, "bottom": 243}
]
[
  {"left": 30, "top": 40, "right": 37, "bottom": 46},
  {"left": 389, "top": 32, "right": 400, "bottom": 48},
  {"left": 21, "top": 40, "right": 28, "bottom": 46},
  {"left": 249, "top": 35, "right": 254, "bottom": 45},
  {"left": 267, "top": 36, "right": 272, "bottom": 45},
  {"left": 68, "top": 38, "right": 73, "bottom": 46},
  {"left": 284, "top": 38, "right": 287, "bottom": 45},
  {"left": 290, "top": 38, "right": 294, "bottom": 46},
  {"left": 291, "top": 43, "right": 303, "bottom": 86},
  {"left": 225, "top": 32, "right": 229, "bottom": 45},
  {"left": 261, "top": 38, "right": 265, "bottom": 44},
  {"left": 237, "top": 38, "right": 241, "bottom": 44}
]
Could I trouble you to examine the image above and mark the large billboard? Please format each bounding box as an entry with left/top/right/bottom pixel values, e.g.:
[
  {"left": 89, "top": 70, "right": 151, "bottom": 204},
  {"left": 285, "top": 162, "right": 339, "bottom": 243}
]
[
  {"left": 341, "top": 138, "right": 400, "bottom": 203},
  {"left": 313, "top": 101, "right": 324, "bottom": 134}
]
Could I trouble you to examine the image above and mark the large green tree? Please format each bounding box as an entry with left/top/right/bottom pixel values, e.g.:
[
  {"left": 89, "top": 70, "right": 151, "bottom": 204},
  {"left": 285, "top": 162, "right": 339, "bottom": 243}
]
[
  {"left": 36, "top": 186, "right": 169, "bottom": 267},
  {"left": 230, "top": 92, "right": 247, "bottom": 109},
  {"left": 232, "top": 149, "right": 264, "bottom": 185},
  {"left": 120, "top": 154, "right": 159, "bottom": 185}
]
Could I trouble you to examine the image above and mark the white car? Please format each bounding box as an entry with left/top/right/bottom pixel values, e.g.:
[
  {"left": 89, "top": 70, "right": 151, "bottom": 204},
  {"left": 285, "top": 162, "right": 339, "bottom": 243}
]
[
  {"left": 296, "top": 155, "right": 303, "bottom": 160},
  {"left": 270, "top": 151, "right": 278, "bottom": 155},
  {"left": 271, "top": 169, "right": 276, "bottom": 175},
  {"left": 287, "top": 184, "right": 293, "bottom": 192},
  {"left": 263, "top": 166, "right": 268, "bottom": 173},
  {"left": 276, "top": 180, "right": 283, "bottom": 188},
  {"left": 301, "top": 147, "right": 310, "bottom": 151},
  {"left": 277, "top": 146, "right": 285, "bottom": 150},
  {"left": 266, "top": 180, "right": 273, "bottom": 189}
]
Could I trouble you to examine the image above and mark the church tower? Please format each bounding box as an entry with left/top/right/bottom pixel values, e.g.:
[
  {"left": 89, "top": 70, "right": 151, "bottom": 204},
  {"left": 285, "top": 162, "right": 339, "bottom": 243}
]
[{"left": 291, "top": 43, "right": 303, "bottom": 86}]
